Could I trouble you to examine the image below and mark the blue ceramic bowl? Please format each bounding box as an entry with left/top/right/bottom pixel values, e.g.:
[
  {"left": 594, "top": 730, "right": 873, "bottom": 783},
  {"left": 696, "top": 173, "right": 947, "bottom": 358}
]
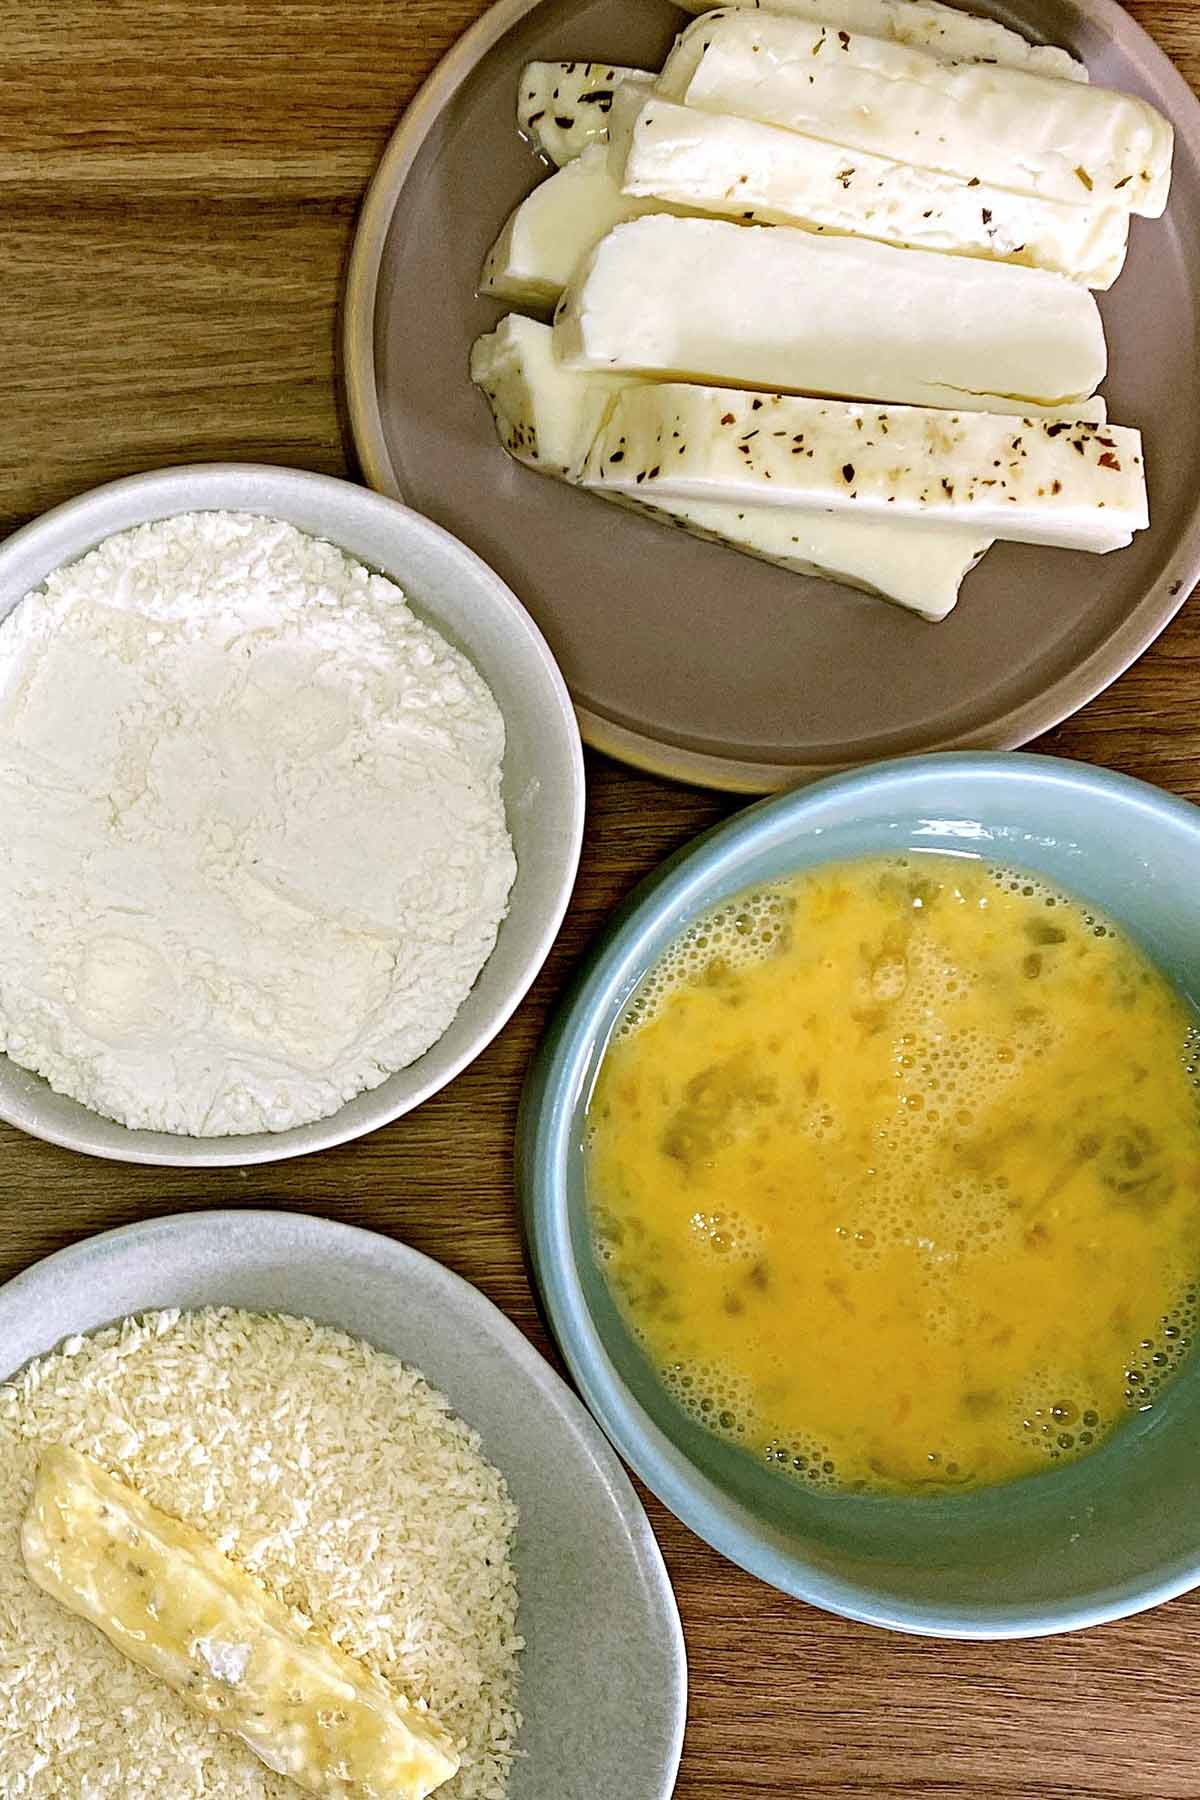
[{"left": 519, "top": 753, "right": 1200, "bottom": 1638}]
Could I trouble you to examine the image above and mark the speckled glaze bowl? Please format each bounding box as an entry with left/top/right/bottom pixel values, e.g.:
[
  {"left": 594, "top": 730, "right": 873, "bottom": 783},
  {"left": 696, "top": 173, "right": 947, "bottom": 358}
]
[
  {"left": 520, "top": 753, "right": 1200, "bottom": 1637},
  {"left": 0, "top": 1210, "right": 686, "bottom": 1798},
  {"left": 0, "top": 465, "right": 584, "bottom": 1166}
]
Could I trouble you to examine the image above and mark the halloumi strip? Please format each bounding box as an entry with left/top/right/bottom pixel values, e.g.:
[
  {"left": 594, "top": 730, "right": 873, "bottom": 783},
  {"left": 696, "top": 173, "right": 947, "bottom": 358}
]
[
  {"left": 470, "top": 314, "right": 992, "bottom": 619},
  {"left": 482, "top": 143, "right": 670, "bottom": 308},
  {"left": 472, "top": 314, "right": 627, "bottom": 478},
  {"left": 629, "top": 489, "right": 989, "bottom": 619},
  {"left": 664, "top": 12, "right": 1172, "bottom": 213},
  {"left": 579, "top": 384, "right": 1147, "bottom": 552},
  {"left": 22, "top": 1446, "right": 460, "bottom": 1800},
  {"left": 518, "top": 61, "right": 654, "bottom": 165},
  {"left": 554, "top": 215, "right": 1107, "bottom": 411},
  {"left": 611, "top": 93, "right": 1128, "bottom": 287},
  {"left": 672, "top": 0, "right": 1087, "bottom": 81}
]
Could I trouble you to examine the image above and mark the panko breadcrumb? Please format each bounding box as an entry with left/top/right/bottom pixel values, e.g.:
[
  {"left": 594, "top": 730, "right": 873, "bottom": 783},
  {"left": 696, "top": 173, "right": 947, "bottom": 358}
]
[{"left": 0, "top": 1307, "right": 522, "bottom": 1798}]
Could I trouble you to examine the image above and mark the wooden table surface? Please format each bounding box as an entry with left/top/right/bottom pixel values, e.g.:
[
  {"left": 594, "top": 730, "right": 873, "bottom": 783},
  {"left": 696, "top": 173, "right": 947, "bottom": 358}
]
[{"left": 2, "top": 4, "right": 1200, "bottom": 1796}]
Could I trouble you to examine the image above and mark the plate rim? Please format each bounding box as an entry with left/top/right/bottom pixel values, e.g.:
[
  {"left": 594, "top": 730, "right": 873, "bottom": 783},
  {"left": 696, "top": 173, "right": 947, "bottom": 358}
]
[
  {"left": 343, "top": 0, "right": 1200, "bottom": 793},
  {"left": 0, "top": 1207, "right": 688, "bottom": 1795}
]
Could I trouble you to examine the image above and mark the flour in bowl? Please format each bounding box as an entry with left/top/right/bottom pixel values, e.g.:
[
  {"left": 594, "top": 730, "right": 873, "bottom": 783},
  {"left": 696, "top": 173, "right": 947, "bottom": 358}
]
[{"left": 0, "top": 512, "right": 517, "bottom": 1134}]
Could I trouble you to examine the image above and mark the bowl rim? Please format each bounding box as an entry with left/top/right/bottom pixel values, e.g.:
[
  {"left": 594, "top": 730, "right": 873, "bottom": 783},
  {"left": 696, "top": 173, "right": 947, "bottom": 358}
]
[
  {"left": 0, "top": 462, "right": 586, "bottom": 1167},
  {"left": 519, "top": 748, "right": 1200, "bottom": 1637},
  {"left": 0, "top": 1207, "right": 688, "bottom": 1796}
]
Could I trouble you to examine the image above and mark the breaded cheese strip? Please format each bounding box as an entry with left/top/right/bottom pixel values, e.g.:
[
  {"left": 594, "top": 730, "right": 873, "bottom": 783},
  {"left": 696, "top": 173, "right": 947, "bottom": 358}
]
[
  {"left": 671, "top": 0, "right": 1087, "bottom": 80},
  {"left": 554, "top": 215, "right": 1107, "bottom": 411},
  {"left": 610, "top": 92, "right": 1128, "bottom": 287},
  {"left": 22, "top": 1446, "right": 460, "bottom": 1800},
  {"left": 662, "top": 11, "right": 1172, "bottom": 213},
  {"left": 579, "top": 383, "right": 1147, "bottom": 552}
]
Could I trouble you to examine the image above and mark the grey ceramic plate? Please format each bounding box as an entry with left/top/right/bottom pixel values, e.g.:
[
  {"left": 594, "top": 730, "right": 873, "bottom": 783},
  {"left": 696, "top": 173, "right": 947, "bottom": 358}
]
[
  {"left": 0, "top": 1210, "right": 686, "bottom": 1798},
  {"left": 345, "top": 0, "right": 1200, "bottom": 792},
  {"left": 0, "top": 465, "right": 584, "bottom": 1167}
]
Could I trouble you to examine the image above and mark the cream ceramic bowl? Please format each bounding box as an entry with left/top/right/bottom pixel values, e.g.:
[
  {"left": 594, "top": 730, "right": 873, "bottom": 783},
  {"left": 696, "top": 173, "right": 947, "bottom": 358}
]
[{"left": 0, "top": 465, "right": 584, "bottom": 1165}]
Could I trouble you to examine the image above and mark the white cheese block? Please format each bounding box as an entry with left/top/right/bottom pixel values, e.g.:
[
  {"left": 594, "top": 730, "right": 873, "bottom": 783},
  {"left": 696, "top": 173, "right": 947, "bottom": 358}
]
[
  {"left": 517, "top": 61, "right": 654, "bottom": 165},
  {"left": 470, "top": 314, "right": 991, "bottom": 619},
  {"left": 471, "top": 313, "right": 628, "bottom": 476},
  {"left": 611, "top": 93, "right": 1128, "bottom": 287},
  {"left": 580, "top": 383, "right": 1147, "bottom": 551},
  {"left": 554, "top": 215, "right": 1107, "bottom": 411},
  {"left": 672, "top": 0, "right": 1087, "bottom": 81},
  {"left": 655, "top": 26, "right": 712, "bottom": 102},
  {"left": 481, "top": 144, "right": 670, "bottom": 308},
  {"left": 22, "top": 1446, "right": 460, "bottom": 1800},
  {"left": 664, "top": 12, "right": 1172, "bottom": 214},
  {"left": 633, "top": 489, "right": 989, "bottom": 619}
]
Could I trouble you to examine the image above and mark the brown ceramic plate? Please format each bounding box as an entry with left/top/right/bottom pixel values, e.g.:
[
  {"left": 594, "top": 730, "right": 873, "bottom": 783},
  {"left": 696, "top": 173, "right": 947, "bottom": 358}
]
[{"left": 344, "top": 0, "right": 1200, "bottom": 792}]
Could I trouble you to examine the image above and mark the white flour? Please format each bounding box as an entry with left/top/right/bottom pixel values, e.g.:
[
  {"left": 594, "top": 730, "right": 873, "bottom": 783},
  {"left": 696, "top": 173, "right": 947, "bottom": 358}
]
[{"left": 0, "top": 512, "right": 517, "bottom": 1135}]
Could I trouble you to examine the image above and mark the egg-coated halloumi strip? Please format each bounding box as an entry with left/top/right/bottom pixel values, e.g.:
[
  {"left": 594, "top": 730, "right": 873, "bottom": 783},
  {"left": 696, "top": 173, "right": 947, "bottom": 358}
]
[
  {"left": 660, "top": 12, "right": 1172, "bottom": 214},
  {"left": 22, "top": 1446, "right": 460, "bottom": 1800},
  {"left": 671, "top": 0, "right": 1087, "bottom": 81},
  {"left": 609, "top": 92, "right": 1128, "bottom": 287},
  {"left": 554, "top": 216, "right": 1107, "bottom": 412},
  {"left": 517, "top": 61, "right": 654, "bottom": 165},
  {"left": 580, "top": 384, "right": 1147, "bottom": 552}
]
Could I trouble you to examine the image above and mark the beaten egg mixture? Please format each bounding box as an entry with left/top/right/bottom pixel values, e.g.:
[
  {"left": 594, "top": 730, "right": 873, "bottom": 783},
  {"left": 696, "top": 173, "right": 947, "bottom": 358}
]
[{"left": 587, "top": 857, "right": 1200, "bottom": 1493}]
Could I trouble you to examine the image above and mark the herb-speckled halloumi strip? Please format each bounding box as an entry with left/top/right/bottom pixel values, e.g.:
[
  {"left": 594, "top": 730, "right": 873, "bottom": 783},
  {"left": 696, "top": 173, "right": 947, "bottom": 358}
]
[
  {"left": 580, "top": 384, "right": 1147, "bottom": 553},
  {"left": 672, "top": 0, "right": 1086, "bottom": 81},
  {"left": 471, "top": 314, "right": 994, "bottom": 619},
  {"left": 611, "top": 94, "right": 1129, "bottom": 288},
  {"left": 21, "top": 1446, "right": 460, "bottom": 1800},
  {"left": 517, "top": 61, "right": 654, "bottom": 165},
  {"left": 471, "top": 316, "right": 1116, "bottom": 617},
  {"left": 664, "top": 12, "right": 1172, "bottom": 214}
]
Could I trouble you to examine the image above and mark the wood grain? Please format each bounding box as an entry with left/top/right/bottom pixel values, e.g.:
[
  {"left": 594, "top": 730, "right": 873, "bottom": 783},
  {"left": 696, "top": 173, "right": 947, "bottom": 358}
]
[{"left": 1, "top": 4, "right": 1199, "bottom": 1796}]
